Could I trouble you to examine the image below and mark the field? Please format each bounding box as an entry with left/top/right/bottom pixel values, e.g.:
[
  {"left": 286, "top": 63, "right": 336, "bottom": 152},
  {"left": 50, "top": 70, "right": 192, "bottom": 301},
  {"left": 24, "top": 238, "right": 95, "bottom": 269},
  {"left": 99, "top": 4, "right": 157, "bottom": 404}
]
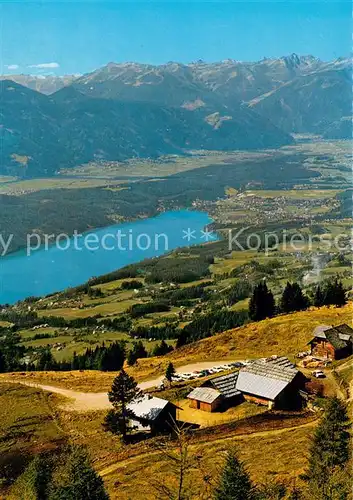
[
  {"left": 0, "top": 177, "right": 124, "bottom": 195},
  {"left": 100, "top": 421, "right": 315, "bottom": 500},
  {"left": 0, "top": 381, "right": 318, "bottom": 500},
  {"left": 0, "top": 383, "right": 66, "bottom": 491}
]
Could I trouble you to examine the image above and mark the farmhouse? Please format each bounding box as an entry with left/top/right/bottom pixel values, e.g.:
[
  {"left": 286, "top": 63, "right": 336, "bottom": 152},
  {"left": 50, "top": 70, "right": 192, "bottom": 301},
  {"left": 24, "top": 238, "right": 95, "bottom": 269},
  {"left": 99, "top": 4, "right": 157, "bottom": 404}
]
[
  {"left": 308, "top": 324, "right": 353, "bottom": 361},
  {"left": 128, "top": 395, "right": 177, "bottom": 434},
  {"left": 236, "top": 356, "right": 304, "bottom": 409},
  {"left": 187, "top": 387, "right": 223, "bottom": 412}
]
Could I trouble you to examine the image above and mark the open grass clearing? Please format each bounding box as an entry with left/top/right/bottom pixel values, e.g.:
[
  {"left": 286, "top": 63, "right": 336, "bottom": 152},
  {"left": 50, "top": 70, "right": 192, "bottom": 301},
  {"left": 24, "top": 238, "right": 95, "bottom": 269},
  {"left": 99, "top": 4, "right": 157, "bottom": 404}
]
[
  {"left": 245, "top": 189, "right": 342, "bottom": 199},
  {"left": 0, "top": 383, "right": 66, "bottom": 495},
  {"left": 38, "top": 298, "right": 140, "bottom": 319}
]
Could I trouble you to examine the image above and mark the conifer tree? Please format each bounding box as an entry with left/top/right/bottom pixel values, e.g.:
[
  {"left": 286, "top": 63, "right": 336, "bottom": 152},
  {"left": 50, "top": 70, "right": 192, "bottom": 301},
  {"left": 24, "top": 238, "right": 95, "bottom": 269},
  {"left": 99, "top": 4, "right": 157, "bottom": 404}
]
[
  {"left": 165, "top": 362, "right": 176, "bottom": 384},
  {"left": 0, "top": 349, "right": 7, "bottom": 373},
  {"left": 127, "top": 349, "right": 138, "bottom": 366},
  {"left": 313, "top": 280, "right": 346, "bottom": 308},
  {"left": 305, "top": 397, "right": 350, "bottom": 498},
  {"left": 326, "top": 279, "right": 346, "bottom": 307},
  {"left": 214, "top": 448, "right": 254, "bottom": 500},
  {"left": 313, "top": 285, "right": 324, "bottom": 307},
  {"left": 153, "top": 339, "right": 173, "bottom": 356},
  {"left": 16, "top": 454, "right": 53, "bottom": 500},
  {"left": 49, "top": 446, "right": 109, "bottom": 500},
  {"left": 280, "top": 282, "right": 309, "bottom": 313},
  {"left": 36, "top": 349, "right": 56, "bottom": 371},
  {"left": 71, "top": 351, "right": 79, "bottom": 370},
  {"left": 249, "top": 282, "right": 275, "bottom": 321},
  {"left": 105, "top": 369, "right": 143, "bottom": 442}
]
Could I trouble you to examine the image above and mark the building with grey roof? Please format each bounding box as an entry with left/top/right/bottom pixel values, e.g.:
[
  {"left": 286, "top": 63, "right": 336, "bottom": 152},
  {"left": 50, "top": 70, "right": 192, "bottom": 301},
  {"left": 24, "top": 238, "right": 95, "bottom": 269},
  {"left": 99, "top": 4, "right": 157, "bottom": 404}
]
[
  {"left": 236, "top": 356, "right": 304, "bottom": 409},
  {"left": 187, "top": 387, "right": 223, "bottom": 412},
  {"left": 200, "top": 371, "right": 243, "bottom": 409},
  {"left": 308, "top": 324, "right": 353, "bottom": 360},
  {"left": 128, "top": 395, "right": 177, "bottom": 433}
]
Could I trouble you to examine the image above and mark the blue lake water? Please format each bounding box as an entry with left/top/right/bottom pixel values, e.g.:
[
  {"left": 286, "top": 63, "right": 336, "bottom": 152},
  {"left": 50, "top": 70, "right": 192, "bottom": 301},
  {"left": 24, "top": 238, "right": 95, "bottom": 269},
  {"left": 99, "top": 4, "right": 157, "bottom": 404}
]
[{"left": 0, "top": 210, "right": 216, "bottom": 304}]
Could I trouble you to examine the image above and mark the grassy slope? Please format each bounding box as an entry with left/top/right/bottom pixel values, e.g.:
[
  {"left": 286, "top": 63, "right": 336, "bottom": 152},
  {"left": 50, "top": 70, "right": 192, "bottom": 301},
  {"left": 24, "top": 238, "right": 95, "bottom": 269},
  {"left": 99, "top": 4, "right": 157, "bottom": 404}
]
[
  {"left": 0, "top": 383, "right": 66, "bottom": 494},
  {"left": 3, "top": 390, "right": 316, "bottom": 500},
  {"left": 5, "top": 303, "right": 351, "bottom": 392},
  {"left": 170, "top": 303, "right": 353, "bottom": 362}
]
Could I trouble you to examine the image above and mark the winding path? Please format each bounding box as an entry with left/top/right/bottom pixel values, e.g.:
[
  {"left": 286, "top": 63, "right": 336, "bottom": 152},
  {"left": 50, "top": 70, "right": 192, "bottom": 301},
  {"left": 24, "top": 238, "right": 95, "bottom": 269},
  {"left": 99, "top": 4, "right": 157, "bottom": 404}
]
[{"left": 1, "top": 360, "right": 239, "bottom": 412}]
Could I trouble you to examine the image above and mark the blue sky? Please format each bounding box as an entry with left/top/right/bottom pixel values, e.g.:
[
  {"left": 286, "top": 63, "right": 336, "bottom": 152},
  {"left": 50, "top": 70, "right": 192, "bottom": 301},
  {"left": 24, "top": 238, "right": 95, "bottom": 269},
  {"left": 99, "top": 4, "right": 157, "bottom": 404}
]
[{"left": 1, "top": 1, "right": 351, "bottom": 75}]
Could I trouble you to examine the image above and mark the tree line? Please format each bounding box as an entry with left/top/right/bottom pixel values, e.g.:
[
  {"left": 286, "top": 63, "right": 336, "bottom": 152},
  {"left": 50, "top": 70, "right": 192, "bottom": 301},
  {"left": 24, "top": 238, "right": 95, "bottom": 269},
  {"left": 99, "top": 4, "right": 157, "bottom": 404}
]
[{"left": 248, "top": 279, "right": 346, "bottom": 322}]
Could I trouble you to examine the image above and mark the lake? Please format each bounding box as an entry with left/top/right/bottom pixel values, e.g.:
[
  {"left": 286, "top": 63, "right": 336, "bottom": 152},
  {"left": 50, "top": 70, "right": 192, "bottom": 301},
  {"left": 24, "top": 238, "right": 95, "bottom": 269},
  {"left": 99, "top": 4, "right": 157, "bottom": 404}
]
[{"left": 0, "top": 210, "right": 216, "bottom": 304}]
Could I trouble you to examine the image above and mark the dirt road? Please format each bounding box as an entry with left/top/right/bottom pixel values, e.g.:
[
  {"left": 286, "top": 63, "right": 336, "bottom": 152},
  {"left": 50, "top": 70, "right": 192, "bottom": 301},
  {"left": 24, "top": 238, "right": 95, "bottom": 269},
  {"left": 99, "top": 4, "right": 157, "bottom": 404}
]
[{"left": 2, "top": 360, "right": 238, "bottom": 412}]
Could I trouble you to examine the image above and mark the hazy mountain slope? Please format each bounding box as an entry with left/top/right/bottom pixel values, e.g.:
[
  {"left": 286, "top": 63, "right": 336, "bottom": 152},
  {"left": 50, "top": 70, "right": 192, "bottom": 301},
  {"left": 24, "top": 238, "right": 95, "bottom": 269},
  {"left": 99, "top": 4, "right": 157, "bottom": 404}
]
[
  {"left": 0, "top": 74, "right": 77, "bottom": 94},
  {"left": 248, "top": 66, "right": 351, "bottom": 134},
  {"left": 0, "top": 80, "right": 67, "bottom": 176},
  {"left": 0, "top": 80, "right": 293, "bottom": 177},
  {"left": 323, "top": 116, "right": 352, "bottom": 139}
]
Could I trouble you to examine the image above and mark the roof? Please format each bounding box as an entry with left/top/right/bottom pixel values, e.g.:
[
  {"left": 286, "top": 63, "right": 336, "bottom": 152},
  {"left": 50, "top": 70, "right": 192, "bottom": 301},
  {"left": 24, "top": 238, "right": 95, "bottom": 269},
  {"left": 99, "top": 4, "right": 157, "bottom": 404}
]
[
  {"left": 204, "top": 372, "right": 241, "bottom": 399},
  {"left": 236, "top": 356, "right": 298, "bottom": 401},
  {"left": 128, "top": 395, "right": 170, "bottom": 422},
  {"left": 313, "top": 325, "right": 331, "bottom": 339},
  {"left": 309, "top": 324, "right": 353, "bottom": 350},
  {"left": 187, "top": 387, "right": 222, "bottom": 404}
]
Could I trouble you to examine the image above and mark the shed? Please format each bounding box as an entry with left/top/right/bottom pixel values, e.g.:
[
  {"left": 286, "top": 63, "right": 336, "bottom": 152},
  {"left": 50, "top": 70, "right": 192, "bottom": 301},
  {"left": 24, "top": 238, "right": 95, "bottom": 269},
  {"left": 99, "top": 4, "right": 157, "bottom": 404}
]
[
  {"left": 128, "top": 395, "right": 177, "bottom": 434},
  {"left": 202, "top": 372, "right": 242, "bottom": 408},
  {"left": 308, "top": 324, "right": 353, "bottom": 360},
  {"left": 187, "top": 387, "right": 222, "bottom": 412},
  {"left": 236, "top": 356, "right": 303, "bottom": 409}
]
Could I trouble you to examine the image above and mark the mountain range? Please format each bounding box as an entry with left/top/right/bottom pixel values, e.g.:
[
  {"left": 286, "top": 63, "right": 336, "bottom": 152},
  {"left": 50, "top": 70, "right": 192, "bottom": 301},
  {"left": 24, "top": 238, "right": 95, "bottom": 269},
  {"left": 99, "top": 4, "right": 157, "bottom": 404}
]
[{"left": 0, "top": 54, "right": 351, "bottom": 177}]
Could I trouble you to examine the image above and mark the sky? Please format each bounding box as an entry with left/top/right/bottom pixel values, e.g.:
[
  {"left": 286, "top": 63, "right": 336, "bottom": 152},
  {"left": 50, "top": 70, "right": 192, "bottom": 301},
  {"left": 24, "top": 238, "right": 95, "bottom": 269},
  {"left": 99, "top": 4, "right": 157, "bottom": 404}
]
[{"left": 0, "top": 1, "right": 351, "bottom": 75}]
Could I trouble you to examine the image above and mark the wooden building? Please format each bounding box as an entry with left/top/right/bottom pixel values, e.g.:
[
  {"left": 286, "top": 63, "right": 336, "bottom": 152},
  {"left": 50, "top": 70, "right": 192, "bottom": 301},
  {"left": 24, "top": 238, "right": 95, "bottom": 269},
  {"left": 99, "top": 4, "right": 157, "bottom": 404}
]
[
  {"left": 202, "top": 372, "right": 243, "bottom": 408},
  {"left": 235, "top": 356, "right": 304, "bottom": 409},
  {"left": 187, "top": 387, "right": 223, "bottom": 412},
  {"left": 308, "top": 324, "right": 353, "bottom": 361},
  {"left": 128, "top": 395, "right": 177, "bottom": 434}
]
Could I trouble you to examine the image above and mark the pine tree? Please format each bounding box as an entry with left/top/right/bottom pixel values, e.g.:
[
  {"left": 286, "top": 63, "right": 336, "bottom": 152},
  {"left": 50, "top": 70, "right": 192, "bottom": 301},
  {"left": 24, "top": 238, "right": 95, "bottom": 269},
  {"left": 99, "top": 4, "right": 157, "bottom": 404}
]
[
  {"left": 214, "top": 448, "right": 254, "bottom": 500},
  {"left": 305, "top": 397, "right": 350, "bottom": 498},
  {"left": 71, "top": 351, "right": 79, "bottom": 370},
  {"left": 256, "top": 481, "right": 287, "bottom": 499},
  {"left": 49, "top": 446, "right": 109, "bottom": 500},
  {"left": 313, "top": 285, "right": 324, "bottom": 307},
  {"left": 127, "top": 349, "right": 138, "bottom": 366},
  {"left": 326, "top": 279, "right": 346, "bottom": 307},
  {"left": 15, "top": 454, "right": 53, "bottom": 500},
  {"left": 106, "top": 369, "right": 143, "bottom": 442},
  {"left": 165, "top": 362, "right": 176, "bottom": 384},
  {"left": 127, "top": 341, "right": 148, "bottom": 366},
  {"left": 280, "top": 282, "right": 309, "bottom": 313},
  {"left": 249, "top": 282, "right": 275, "bottom": 321},
  {"left": 153, "top": 339, "right": 173, "bottom": 356},
  {"left": 0, "top": 349, "right": 7, "bottom": 373},
  {"left": 36, "top": 349, "right": 56, "bottom": 371},
  {"left": 314, "top": 280, "right": 346, "bottom": 308}
]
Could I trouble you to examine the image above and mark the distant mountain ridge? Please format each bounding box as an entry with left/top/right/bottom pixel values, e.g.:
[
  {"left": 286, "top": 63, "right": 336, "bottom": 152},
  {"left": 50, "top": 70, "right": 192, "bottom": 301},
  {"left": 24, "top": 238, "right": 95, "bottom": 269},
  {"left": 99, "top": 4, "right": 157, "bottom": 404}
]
[
  {"left": 0, "top": 78, "right": 292, "bottom": 177},
  {"left": 0, "top": 74, "right": 77, "bottom": 95},
  {"left": 0, "top": 54, "right": 351, "bottom": 177}
]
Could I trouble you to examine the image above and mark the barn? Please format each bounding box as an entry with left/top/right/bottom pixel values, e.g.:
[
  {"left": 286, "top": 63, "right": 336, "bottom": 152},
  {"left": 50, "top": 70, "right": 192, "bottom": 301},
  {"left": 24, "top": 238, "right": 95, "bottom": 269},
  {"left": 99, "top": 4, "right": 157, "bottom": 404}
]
[
  {"left": 202, "top": 372, "right": 243, "bottom": 408},
  {"left": 128, "top": 395, "right": 177, "bottom": 434},
  {"left": 308, "top": 324, "right": 353, "bottom": 361},
  {"left": 236, "top": 356, "right": 304, "bottom": 409},
  {"left": 187, "top": 387, "right": 223, "bottom": 412}
]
